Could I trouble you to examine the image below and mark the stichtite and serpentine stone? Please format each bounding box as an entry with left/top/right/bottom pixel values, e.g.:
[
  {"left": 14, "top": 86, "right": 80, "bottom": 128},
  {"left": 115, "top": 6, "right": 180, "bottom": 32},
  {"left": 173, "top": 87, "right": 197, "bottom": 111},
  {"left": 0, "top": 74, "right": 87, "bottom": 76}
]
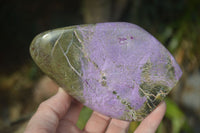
[{"left": 30, "top": 22, "right": 182, "bottom": 121}]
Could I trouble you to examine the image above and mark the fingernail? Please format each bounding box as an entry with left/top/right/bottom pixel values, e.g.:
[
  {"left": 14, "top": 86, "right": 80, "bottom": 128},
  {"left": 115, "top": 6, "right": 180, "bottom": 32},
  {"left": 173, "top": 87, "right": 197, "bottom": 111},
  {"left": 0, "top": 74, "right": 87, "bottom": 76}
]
[{"left": 58, "top": 87, "right": 64, "bottom": 93}]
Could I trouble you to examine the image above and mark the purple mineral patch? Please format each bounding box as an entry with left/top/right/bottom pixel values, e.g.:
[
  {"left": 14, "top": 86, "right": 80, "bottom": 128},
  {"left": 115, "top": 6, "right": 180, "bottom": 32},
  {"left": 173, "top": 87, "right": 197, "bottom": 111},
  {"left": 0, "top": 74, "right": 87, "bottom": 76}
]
[{"left": 30, "top": 22, "right": 182, "bottom": 121}]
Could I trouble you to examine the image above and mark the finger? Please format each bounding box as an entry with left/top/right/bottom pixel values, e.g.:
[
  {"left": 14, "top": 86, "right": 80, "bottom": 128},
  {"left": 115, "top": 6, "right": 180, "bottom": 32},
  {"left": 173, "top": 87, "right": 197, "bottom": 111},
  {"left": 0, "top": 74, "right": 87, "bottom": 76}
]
[
  {"left": 57, "top": 119, "right": 82, "bottom": 133},
  {"left": 105, "top": 119, "right": 130, "bottom": 133},
  {"left": 56, "top": 100, "right": 83, "bottom": 133},
  {"left": 24, "top": 87, "right": 72, "bottom": 133},
  {"left": 64, "top": 99, "right": 83, "bottom": 123},
  {"left": 84, "top": 111, "right": 111, "bottom": 133},
  {"left": 134, "top": 101, "right": 166, "bottom": 133}
]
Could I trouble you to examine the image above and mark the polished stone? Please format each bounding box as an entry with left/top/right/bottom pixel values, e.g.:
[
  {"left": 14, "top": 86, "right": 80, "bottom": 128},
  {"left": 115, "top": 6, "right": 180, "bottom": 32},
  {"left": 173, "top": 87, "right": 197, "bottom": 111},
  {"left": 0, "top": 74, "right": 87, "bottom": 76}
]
[{"left": 30, "top": 22, "right": 182, "bottom": 121}]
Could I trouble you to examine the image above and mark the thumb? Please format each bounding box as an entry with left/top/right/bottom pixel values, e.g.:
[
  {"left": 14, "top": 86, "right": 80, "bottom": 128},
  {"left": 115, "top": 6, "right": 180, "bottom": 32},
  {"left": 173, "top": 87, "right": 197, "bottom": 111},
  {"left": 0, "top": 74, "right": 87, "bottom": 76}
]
[{"left": 24, "top": 88, "right": 72, "bottom": 133}]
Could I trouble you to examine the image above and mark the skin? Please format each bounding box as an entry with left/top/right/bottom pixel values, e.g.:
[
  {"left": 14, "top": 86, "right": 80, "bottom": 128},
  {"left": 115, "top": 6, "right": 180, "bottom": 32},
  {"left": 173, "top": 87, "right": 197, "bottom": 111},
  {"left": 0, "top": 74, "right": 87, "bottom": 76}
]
[{"left": 24, "top": 87, "right": 166, "bottom": 133}]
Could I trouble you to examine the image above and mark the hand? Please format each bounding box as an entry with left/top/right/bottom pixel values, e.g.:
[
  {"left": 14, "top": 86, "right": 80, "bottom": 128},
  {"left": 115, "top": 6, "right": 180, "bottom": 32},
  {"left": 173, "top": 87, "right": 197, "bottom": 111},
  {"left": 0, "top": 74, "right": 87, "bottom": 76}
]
[{"left": 24, "top": 87, "right": 166, "bottom": 133}]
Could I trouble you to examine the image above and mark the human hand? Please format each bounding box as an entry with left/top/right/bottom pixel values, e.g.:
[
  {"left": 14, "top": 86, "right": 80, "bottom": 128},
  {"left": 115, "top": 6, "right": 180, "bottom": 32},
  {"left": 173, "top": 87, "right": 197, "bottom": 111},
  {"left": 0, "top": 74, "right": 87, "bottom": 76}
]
[{"left": 24, "top": 87, "right": 166, "bottom": 133}]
